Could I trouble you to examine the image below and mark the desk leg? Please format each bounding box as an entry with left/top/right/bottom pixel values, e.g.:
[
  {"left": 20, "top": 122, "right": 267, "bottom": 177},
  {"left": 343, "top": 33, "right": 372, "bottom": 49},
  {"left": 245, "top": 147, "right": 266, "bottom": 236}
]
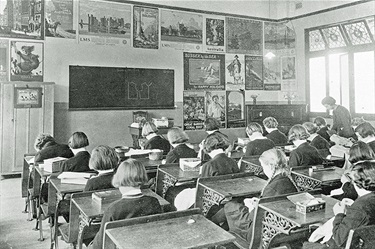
[
  {"left": 291, "top": 174, "right": 321, "bottom": 191},
  {"left": 77, "top": 214, "right": 89, "bottom": 249},
  {"left": 261, "top": 210, "right": 298, "bottom": 249},
  {"left": 161, "top": 174, "right": 177, "bottom": 198},
  {"left": 201, "top": 188, "right": 224, "bottom": 216}
]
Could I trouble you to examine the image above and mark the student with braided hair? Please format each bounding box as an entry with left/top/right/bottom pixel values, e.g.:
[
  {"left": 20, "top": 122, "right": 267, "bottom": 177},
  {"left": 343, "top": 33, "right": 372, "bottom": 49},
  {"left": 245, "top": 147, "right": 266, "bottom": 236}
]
[{"left": 224, "top": 148, "right": 298, "bottom": 244}]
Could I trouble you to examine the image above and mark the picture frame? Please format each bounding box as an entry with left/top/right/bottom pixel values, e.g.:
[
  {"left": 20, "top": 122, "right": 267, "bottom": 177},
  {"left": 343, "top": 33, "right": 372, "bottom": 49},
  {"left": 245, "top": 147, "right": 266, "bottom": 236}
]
[{"left": 14, "top": 87, "right": 42, "bottom": 108}]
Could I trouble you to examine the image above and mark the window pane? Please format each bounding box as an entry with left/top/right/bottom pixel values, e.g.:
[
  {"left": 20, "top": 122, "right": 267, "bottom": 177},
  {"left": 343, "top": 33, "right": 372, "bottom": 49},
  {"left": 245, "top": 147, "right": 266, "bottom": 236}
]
[
  {"left": 354, "top": 51, "right": 375, "bottom": 114},
  {"left": 309, "top": 57, "right": 326, "bottom": 112}
]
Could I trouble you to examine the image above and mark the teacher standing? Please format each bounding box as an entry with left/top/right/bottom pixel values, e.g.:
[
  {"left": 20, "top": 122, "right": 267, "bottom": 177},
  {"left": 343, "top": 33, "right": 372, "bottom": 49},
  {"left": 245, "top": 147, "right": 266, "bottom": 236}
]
[{"left": 321, "top": 96, "right": 354, "bottom": 138}]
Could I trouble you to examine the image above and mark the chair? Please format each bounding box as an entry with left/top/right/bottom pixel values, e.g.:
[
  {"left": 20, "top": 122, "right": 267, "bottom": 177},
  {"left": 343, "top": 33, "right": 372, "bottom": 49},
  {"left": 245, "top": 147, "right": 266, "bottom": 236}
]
[
  {"left": 103, "top": 208, "right": 201, "bottom": 249},
  {"left": 345, "top": 224, "right": 375, "bottom": 249}
]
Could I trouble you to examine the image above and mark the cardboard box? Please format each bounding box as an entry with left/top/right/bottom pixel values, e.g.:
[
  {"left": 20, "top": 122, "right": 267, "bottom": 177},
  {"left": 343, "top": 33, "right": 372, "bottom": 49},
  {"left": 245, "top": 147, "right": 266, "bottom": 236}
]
[
  {"left": 179, "top": 158, "right": 201, "bottom": 171},
  {"left": 152, "top": 118, "right": 169, "bottom": 128},
  {"left": 287, "top": 193, "right": 326, "bottom": 214}
]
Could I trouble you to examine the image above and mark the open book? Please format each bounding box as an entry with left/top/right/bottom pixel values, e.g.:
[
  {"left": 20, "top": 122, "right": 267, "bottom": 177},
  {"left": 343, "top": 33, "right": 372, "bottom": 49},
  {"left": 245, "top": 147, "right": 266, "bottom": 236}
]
[{"left": 57, "top": 172, "right": 96, "bottom": 185}]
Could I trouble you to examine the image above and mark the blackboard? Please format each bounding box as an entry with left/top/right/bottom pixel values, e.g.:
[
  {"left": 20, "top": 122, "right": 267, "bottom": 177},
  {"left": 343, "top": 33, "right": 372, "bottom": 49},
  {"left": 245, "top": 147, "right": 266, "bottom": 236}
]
[{"left": 69, "top": 66, "right": 175, "bottom": 110}]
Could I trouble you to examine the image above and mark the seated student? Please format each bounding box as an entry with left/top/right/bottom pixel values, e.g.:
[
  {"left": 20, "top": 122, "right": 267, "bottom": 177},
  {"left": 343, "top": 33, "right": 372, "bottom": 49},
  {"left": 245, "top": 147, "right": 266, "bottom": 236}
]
[
  {"left": 224, "top": 148, "right": 298, "bottom": 243},
  {"left": 263, "top": 117, "right": 288, "bottom": 145},
  {"left": 59, "top": 132, "right": 91, "bottom": 173},
  {"left": 90, "top": 159, "right": 162, "bottom": 249},
  {"left": 288, "top": 124, "right": 324, "bottom": 167},
  {"left": 303, "top": 122, "right": 331, "bottom": 151},
  {"left": 304, "top": 161, "right": 375, "bottom": 249},
  {"left": 84, "top": 145, "right": 118, "bottom": 192},
  {"left": 165, "top": 127, "right": 197, "bottom": 164},
  {"left": 34, "top": 133, "right": 74, "bottom": 163},
  {"left": 332, "top": 141, "right": 375, "bottom": 201},
  {"left": 351, "top": 117, "right": 366, "bottom": 131},
  {"left": 314, "top": 116, "right": 332, "bottom": 143},
  {"left": 355, "top": 122, "right": 375, "bottom": 152},
  {"left": 198, "top": 117, "right": 227, "bottom": 161},
  {"left": 142, "top": 122, "right": 171, "bottom": 155},
  {"left": 244, "top": 122, "right": 275, "bottom": 157}
]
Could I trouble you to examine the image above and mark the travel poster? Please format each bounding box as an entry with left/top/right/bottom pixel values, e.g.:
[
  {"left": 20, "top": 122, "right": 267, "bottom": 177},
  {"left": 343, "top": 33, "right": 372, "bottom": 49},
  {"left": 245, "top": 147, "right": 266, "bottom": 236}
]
[
  {"left": 10, "top": 41, "right": 43, "bottom": 82},
  {"left": 245, "top": 55, "right": 263, "bottom": 90},
  {"left": 160, "top": 9, "right": 202, "bottom": 52},
  {"left": 226, "top": 91, "right": 245, "bottom": 128},
  {"left": 225, "top": 54, "right": 245, "bottom": 90},
  {"left": 133, "top": 6, "right": 159, "bottom": 49},
  {"left": 226, "top": 17, "right": 262, "bottom": 55},
  {"left": 45, "top": 0, "right": 75, "bottom": 39},
  {"left": 205, "top": 91, "right": 226, "bottom": 128},
  {"left": 79, "top": 0, "right": 131, "bottom": 46},
  {"left": 183, "top": 91, "right": 205, "bottom": 130},
  {"left": 263, "top": 50, "right": 281, "bottom": 90},
  {"left": 204, "top": 16, "right": 225, "bottom": 53},
  {"left": 184, "top": 52, "right": 225, "bottom": 90},
  {"left": 282, "top": 56, "right": 296, "bottom": 80},
  {"left": 0, "top": 39, "right": 9, "bottom": 81}
]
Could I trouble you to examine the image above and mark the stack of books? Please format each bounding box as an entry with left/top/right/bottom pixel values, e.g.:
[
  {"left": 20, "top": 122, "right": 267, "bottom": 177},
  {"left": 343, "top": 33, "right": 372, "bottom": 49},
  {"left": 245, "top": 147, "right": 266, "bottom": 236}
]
[
  {"left": 43, "top": 157, "right": 68, "bottom": 172},
  {"left": 92, "top": 189, "right": 122, "bottom": 206},
  {"left": 57, "top": 172, "right": 96, "bottom": 185}
]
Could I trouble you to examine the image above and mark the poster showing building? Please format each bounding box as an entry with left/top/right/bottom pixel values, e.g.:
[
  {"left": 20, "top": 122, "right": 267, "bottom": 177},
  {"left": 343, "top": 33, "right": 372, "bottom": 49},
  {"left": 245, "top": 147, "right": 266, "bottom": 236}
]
[
  {"left": 133, "top": 6, "right": 158, "bottom": 49},
  {"left": 45, "top": 0, "right": 75, "bottom": 39},
  {"left": 282, "top": 56, "right": 296, "bottom": 80},
  {"left": 226, "top": 17, "right": 262, "bottom": 55},
  {"left": 264, "top": 21, "right": 295, "bottom": 55},
  {"left": 183, "top": 91, "right": 205, "bottom": 130},
  {"left": 245, "top": 55, "right": 263, "bottom": 90},
  {"left": 204, "top": 16, "right": 225, "bottom": 53},
  {"left": 0, "top": 0, "right": 44, "bottom": 39},
  {"left": 160, "top": 9, "right": 202, "bottom": 52},
  {"left": 226, "top": 91, "right": 245, "bottom": 128},
  {"left": 205, "top": 91, "right": 226, "bottom": 127},
  {"left": 10, "top": 41, "right": 43, "bottom": 81},
  {"left": 184, "top": 52, "right": 225, "bottom": 90},
  {"left": 0, "top": 39, "right": 8, "bottom": 81},
  {"left": 263, "top": 51, "right": 281, "bottom": 90},
  {"left": 79, "top": 0, "right": 131, "bottom": 46},
  {"left": 225, "top": 54, "right": 245, "bottom": 90}
]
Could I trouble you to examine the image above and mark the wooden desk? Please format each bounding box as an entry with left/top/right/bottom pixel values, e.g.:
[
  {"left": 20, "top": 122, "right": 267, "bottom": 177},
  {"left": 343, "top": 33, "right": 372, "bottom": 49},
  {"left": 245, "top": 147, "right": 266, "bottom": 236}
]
[
  {"left": 195, "top": 173, "right": 267, "bottom": 216},
  {"left": 257, "top": 194, "right": 338, "bottom": 249},
  {"left": 73, "top": 188, "right": 170, "bottom": 249},
  {"left": 241, "top": 156, "right": 263, "bottom": 175},
  {"left": 291, "top": 166, "right": 345, "bottom": 191},
  {"left": 105, "top": 213, "right": 235, "bottom": 249},
  {"left": 155, "top": 163, "right": 200, "bottom": 198}
]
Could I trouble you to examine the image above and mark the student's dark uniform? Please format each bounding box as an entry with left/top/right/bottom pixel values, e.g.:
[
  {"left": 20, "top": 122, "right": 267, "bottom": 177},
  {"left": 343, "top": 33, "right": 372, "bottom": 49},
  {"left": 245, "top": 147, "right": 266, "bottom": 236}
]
[
  {"left": 310, "top": 135, "right": 331, "bottom": 150},
  {"left": 91, "top": 194, "right": 162, "bottom": 249},
  {"left": 200, "top": 153, "right": 240, "bottom": 177},
  {"left": 332, "top": 105, "right": 354, "bottom": 138},
  {"left": 367, "top": 140, "right": 375, "bottom": 154},
  {"left": 165, "top": 144, "right": 197, "bottom": 164},
  {"left": 35, "top": 141, "right": 74, "bottom": 163},
  {"left": 59, "top": 151, "right": 91, "bottom": 173},
  {"left": 266, "top": 130, "right": 288, "bottom": 145},
  {"left": 144, "top": 135, "right": 171, "bottom": 155},
  {"left": 224, "top": 174, "right": 298, "bottom": 243},
  {"left": 244, "top": 139, "right": 275, "bottom": 157},
  {"left": 84, "top": 172, "right": 115, "bottom": 192},
  {"left": 288, "top": 142, "right": 323, "bottom": 167},
  {"left": 200, "top": 130, "right": 227, "bottom": 162},
  {"left": 317, "top": 126, "right": 331, "bottom": 143}
]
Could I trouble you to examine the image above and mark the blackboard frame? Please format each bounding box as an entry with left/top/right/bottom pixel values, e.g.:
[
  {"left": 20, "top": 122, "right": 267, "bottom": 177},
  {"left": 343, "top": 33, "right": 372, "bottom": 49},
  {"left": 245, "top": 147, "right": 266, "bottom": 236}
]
[{"left": 69, "top": 65, "right": 175, "bottom": 111}]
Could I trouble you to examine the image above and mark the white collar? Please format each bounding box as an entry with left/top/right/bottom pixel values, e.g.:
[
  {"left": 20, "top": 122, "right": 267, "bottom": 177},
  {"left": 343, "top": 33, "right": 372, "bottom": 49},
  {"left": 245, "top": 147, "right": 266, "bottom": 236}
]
[
  {"left": 266, "top": 128, "right": 277, "bottom": 133},
  {"left": 308, "top": 134, "right": 318, "bottom": 141},
  {"left": 171, "top": 143, "right": 183, "bottom": 148},
  {"left": 294, "top": 140, "right": 307, "bottom": 148},
  {"left": 119, "top": 187, "right": 143, "bottom": 198},
  {"left": 249, "top": 133, "right": 266, "bottom": 141},
  {"left": 206, "top": 130, "right": 219, "bottom": 135},
  {"left": 97, "top": 169, "right": 114, "bottom": 175},
  {"left": 146, "top": 133, "right": 158, "bottom": 140},
  {"left": 365, "top": 136, "right": 375, "bottom": 144},
  {"left": 208, "top": 149, "right": 225, "bottom": 158},
  {"left": 71, "top": 147, "right": 86, "bottom": 155}
]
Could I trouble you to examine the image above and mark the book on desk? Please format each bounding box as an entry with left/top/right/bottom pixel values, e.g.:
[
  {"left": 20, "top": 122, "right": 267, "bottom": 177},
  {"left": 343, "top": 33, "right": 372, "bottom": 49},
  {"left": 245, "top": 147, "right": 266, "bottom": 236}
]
[
  {"left": 57, "top": 172, "right": 96, "bottom": 185},
  {"left": 43, "top": 157, "right": 68, "bottom": 172},
  {"left": 92, "top": 189, "right": 122, "bottom": 205}
]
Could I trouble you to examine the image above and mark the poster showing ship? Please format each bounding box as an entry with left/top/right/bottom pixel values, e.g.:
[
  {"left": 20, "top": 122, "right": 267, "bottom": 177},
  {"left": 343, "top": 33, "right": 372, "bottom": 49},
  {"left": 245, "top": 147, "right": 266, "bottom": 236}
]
[
  {"left": 10, "top": 41, "right": 43, "bottom": 81},
  {"left": 160, "top": 9, "right": 202, "bottom": 52},
  {"left": 204, "top": 16, "right": 225, "bottom": 53},
  {"left": 0, "top": 0, "right": 44, "bottom": 39},
  {"left": 225, "top": 54, "right": 245, "bottom": 90},
  {"left": 0, "top": 39, "right": 8, "bottom": 81},
  {"left": 45, "top": 0, "right": 75, "bottom": 39},
  {"left": 184, "top": 52, "right": 225, "bottom": 90},
  {"left": 79, "top": 0, "right": 131, "bottom": 46},
  {"left": 226, "top": 91, "right": 245, "bottom": 128},
  {"left": 183, "top": 91, "right": 205, "bottom": 130},
  {"left": 226, "top": 17, "right": 262, "bottom": 55},
  {"left": 133, "top": 6, "right": 158, "bottom": 49}
]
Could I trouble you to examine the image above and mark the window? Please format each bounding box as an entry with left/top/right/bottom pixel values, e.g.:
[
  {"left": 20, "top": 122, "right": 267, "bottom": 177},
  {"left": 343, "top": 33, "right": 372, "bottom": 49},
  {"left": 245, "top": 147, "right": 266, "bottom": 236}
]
[{"left": 307, "top": 16, "right": 375, "bottom": 118}]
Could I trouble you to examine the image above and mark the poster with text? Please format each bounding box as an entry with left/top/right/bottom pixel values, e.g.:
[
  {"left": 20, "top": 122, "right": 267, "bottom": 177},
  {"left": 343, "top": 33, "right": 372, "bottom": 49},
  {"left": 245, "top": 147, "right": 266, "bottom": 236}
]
[
  {"left": 264, "top": 22, "right": 278, "bottom": 50},
  {"left": 10, "top": 41, "right": 43, "bottom": 81},
  {"left": 45, "top": 0, "right": 75, "bottom": 39},
  {"left": 263, "top": 50, "right": 281, "bottom": 90},
  {"left": 245, "top": 55, "right": 263, "bottom": 90},
  {"left": 226, "top": 91, "right": 245, "bottom": 128},
  {"left": 79, "top": 0, "right": 131, "bottom": 46},
  {"left": 133, "top": 6, "right": 158, "bottom": 49},
  {"left": 0, "top": 0, "right": 44, "bottom": 39},
  {"left": 226, "top": 17, "right": 262, "bottom": 55},
  {"left": 184, "top": 52, "right": 225, "bottom": 90},
  {"left": 225, "top": 54, "right": 245, "bottom": 90},
  {"left": 0, "top": 39, "right": 9, "bottom": 81},
  {"left": 205, "top": 91, "right": 226, "bottom": 127},
  {"left": 282, "top": 56, "right": 296, "bottom": 80},
  {"left": 160, "top": 9, "right": 202, "bottom": 52},
  {"left": 183, "top": 91, "right": 206, "bottom": 130},
  {"left": 204, "top": 16, "right": 225, "bottom": 53}
]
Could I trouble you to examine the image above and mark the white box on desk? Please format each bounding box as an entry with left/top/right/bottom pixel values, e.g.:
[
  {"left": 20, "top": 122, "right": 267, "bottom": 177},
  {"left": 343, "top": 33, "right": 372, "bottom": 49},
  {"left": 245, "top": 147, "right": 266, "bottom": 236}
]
[
  {"left": 152, "top": 118, "right": 169, "bottom": 128},
  {"left": 179, "top": 158, "right": 201, "bottom": 171}
]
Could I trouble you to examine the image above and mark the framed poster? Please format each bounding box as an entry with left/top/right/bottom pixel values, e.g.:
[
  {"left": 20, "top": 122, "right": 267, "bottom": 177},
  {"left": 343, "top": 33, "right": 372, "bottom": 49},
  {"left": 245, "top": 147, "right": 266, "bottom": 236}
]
[
  {"left": 184, "top": 52, "right": 225, "bottom": 90},
  {"left": 226, "top": 54, "right": 245, "bottom": 90},
  {"left": 226, "top": 91, "right": 245, "bottom": 128},
  {"left": 45, "top": 0, "right": 75, "bottom": 39},
  {"left": 245, "top": 55, "right": 263, "bottom": 90},
  {"left": 183, "top": 91, "right": 205, "bottom": 130},
  {"left": 133, "top": 6, "right": 159, "bottom": 49},
  {"left": 205, "top": 17, "right": 225, "bottom": 53},
  {"left": 14, "top": 87, "right": 42, "bottom": 108},
  {"left": 205, "top": 91, "right": 226, "bottom": 128}
]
